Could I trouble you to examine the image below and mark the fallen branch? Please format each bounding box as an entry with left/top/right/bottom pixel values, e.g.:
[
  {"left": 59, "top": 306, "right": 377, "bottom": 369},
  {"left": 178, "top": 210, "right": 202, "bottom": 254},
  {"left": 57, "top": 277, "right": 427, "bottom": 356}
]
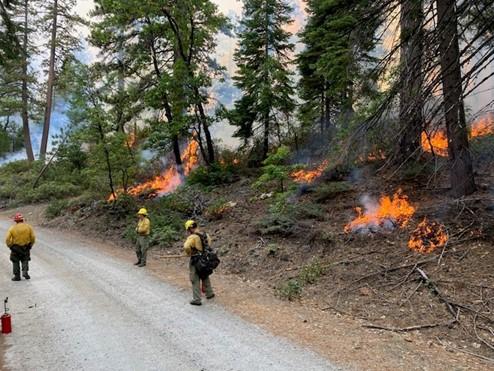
[
  {"left": 363, "top": 320, "right": 455, "bottom": 333},
  {"left": 415, "top": 267, "right": 458, "bottom": 319},
  {"left": 437, "top": 338, "right": 494, "bottom": 364},
  {"left": 331, "top": 258, "right": 436, "bottom": 296},
  {"left": 474, "top": 314, "right": 494, "bottom": 352}
]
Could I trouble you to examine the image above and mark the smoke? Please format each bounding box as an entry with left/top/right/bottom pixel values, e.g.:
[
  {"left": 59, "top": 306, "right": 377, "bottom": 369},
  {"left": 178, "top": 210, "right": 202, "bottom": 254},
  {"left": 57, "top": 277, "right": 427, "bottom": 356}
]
[{"left": 0, "top": 99, "right": 70, "bottom": 165}]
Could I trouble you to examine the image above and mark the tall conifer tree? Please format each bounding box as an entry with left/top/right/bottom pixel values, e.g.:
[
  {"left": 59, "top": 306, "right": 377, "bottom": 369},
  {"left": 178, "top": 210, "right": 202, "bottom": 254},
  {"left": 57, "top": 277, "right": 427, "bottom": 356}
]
[{"left": 231, "top": 0, "right": 295, "bottom": 159}]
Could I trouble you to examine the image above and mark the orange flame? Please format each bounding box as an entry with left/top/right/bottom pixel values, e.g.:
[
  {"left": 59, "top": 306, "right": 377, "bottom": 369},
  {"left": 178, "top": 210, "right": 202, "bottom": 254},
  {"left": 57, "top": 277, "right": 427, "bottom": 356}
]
[
  {"left": 408, "top": 218, "right": 448, "bottom": 254},
  {"left": 422, "top": 113, "right": 494, "bottom": 156},
  {"left": 421, "top": 130, "right": 449, "bottom": 157},
  {"left": 471, "top": 112, "right": 494, "bottom": 137},
  {"left": 344, "top": 189, "right": 416, "bottom": 233},
  {"left": 291, "top": 160, "right": 329, "bottom": 183},
  {"left": 109, "top": 140, "right": 199, "bottom": 201}
]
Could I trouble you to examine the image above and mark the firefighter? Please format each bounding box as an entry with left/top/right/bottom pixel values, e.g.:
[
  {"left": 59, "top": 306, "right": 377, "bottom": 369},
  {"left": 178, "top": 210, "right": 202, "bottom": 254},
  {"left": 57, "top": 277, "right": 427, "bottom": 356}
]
[
  {"left": 184, "top": 220, "right": 215, "bottom": 305},
  {"left": 5, "top": 213, "right": 36, "bottom": 281},
  {"left": 135, "top": 208, "right": 151, "bottom": 267}
]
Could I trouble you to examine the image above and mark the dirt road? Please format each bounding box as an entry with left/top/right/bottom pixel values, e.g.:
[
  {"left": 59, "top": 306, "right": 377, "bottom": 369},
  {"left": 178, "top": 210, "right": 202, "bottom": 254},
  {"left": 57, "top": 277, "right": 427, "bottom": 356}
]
[{"left": 0, "top": 220, "right": 338, "bottom": 371}]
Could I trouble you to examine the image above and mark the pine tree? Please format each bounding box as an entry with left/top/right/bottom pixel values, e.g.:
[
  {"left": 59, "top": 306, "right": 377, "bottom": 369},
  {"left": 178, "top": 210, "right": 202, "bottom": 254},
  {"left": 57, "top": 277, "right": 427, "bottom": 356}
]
[
  {"left": 297, "top": 0, "right": 379, "bottom": 139},
  {"left": 39, "top": 0, "right": 84, "bottom": 159},
  {"left": 231, "top": 0, "right": 295, "bottom": 160},
  {"left": 436, "top": 0, "right": 476, "bottom": 196},
  {"left": 397, "top": 0, "right": 424, "bottom": 163}
]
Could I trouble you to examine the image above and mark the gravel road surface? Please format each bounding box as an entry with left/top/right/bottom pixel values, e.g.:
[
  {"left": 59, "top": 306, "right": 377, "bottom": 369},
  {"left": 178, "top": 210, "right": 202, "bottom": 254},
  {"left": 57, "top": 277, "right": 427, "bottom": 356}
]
[{"left": 0, "top": 221, "right": 339, "bottom": 371}]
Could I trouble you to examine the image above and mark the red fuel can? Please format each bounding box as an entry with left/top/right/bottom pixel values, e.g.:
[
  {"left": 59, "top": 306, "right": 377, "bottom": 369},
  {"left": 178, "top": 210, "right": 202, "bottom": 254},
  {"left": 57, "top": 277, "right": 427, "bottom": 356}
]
[{"left": 1, "top": 313, "right": 12, "bottom": 334}]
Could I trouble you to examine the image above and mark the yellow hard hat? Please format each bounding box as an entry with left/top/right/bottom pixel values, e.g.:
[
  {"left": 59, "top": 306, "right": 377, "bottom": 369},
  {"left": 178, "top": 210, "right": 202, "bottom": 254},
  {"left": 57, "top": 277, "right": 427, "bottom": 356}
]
[
  {"left": 137, "top": 208, "right": 148, "bottom": 216},
  {"left": 184, "top": 220, "right": 196, "bottom": 230}
]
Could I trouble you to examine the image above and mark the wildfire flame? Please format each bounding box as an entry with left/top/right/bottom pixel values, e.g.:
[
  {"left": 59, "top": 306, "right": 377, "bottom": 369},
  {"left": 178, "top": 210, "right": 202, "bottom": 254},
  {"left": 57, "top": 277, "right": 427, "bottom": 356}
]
[
  {"left": 408, "top": 218, "right": 448, "bottom": 254},
  {"left": 291, "top": 160, "right": 329, "bottom": 183},
  {"left": 421, "top": 130, "right": 449, "bottom": 157},
  {"left": 108, "top": 140, "right": 199, "bottom": 201},
  {"left": 471, "top": 112, "right": 494, "bottom": 137},
  {"left": 344, "top": 189, "right": 416, "bottom": 233},
  {"left": 421, "top": 113, "right": 494, "bottom": 156}
]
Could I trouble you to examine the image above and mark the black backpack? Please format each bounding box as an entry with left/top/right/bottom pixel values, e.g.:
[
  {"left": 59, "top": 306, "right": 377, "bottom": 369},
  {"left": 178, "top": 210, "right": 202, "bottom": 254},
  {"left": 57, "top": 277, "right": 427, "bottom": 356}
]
[{"left": 192, "top": 232, "right": 220, "bottom": 279}]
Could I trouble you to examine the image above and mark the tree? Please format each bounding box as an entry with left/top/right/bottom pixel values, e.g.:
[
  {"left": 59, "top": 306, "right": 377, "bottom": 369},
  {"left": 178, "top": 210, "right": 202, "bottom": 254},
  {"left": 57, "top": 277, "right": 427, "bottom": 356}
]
[
  {"left": 90, "top": 0, "right": 225, "bottom": 168},
  {"left": 0, "top": 0, "right": 22, "bottom": 66},
  {"left": 397, "top": 0, "right": 424, "bottom": 163},
  {"left": 436, "top": 0, "right": 476, "bottom": 197},
  {"left": 297, "top": 0, "right": 379, "bottom": 143},
  {"left": 160, "top": 0, "right": 226, "bottom": 164},
  {"left": 39, "top": 0, "right": 84, "bottom": 159},
  {"left": 231, "top": 0, "right": 295, "bottom": 160},
  {"left": 19, "top": 0, "right": 34, "bottom": 161}
]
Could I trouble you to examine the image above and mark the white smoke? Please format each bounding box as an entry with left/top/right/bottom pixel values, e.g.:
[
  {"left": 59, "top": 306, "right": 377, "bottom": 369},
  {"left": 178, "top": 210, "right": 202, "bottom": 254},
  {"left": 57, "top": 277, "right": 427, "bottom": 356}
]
[{"left": 0, "top": 99, "right": 70, "bottom": 165}]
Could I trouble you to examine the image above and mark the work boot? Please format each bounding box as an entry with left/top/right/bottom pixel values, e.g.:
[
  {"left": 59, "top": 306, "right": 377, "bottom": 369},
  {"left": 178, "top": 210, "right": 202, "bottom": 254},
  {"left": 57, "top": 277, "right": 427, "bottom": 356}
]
[
  {"left": 206, "top": 294, "right": 215, "bottom": 300},
  {"left": 11, "top": 275, "right": 21, "bottom": 281},
  {"left": 138, "top": 262, "right": 146, "bottom": 267},
  {"left": 134, "top": 260, "right": 141, "bottom": 266},
  {"left": 190, "top": 300, "right": 202, "bottom": 306},
  {"left": 23, "top": 273, "right": 30, "bottom": 280}
]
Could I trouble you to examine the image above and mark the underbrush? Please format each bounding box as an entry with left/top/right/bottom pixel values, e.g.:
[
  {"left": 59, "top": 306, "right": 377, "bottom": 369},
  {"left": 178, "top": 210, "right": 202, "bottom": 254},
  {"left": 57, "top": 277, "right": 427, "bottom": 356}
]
[
  {"left": 276, "top": 259, "right": 326, "bottom": 300},
  {"left": 0, "top": 160, "right": 84, "bottom": 206}
]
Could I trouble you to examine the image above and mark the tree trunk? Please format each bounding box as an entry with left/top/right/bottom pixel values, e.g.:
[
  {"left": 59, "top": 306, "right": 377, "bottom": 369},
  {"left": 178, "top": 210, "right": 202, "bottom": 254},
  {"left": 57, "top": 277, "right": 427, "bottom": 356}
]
[
  {"left": 40, "top": 0, "right": 58, "bottom": 159},
  {"left": 436, "top": 0, "right": 476, "bottom": 197},
  {"left": 398, "top": 0, "right": 424, "bottom": 163},
  {"left": 263, "top": 113, "right": 269, "bottom": 159},
  {"left": 195, "top": 95, "right": 215, "bottom": 164},
  {"left": 147, "top": 30, "right": 182, "bottom": 167},
  {"left": 21, "top": 0, "right": 34, "bottom": 161}
]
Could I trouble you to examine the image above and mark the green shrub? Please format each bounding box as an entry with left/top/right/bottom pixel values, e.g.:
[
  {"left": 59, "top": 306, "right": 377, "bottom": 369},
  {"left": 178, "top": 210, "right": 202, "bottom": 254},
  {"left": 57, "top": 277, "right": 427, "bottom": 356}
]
[
  {"left": 299, "top": 259, "right": 326, "bottom": 285},
  {"left": 45, "top": 199, "right": 70, "bottom": 219},
  {"left": 187, "top": 163, "right": 237, "bottom": 187},
  {"left": 314, "top": 182, "right": 352, "bottom": 203},
  {"left": 105, "top": 194, "right": 138, "bottom": 220},
  {"left": 149, "top": 224, "right": 181, "bottom": 247},
  {"left": 254, "top": 146, "right": 293, "bottom": 193},
  {"left": 276, "top": 279, "right": 302, "bottom": 301},
  {"left": 256, "top": 213, "right": 296, "bottom": 236},
  {"left": 293, "top": 202, "right": 327, "bottom": 221},
  {"left": 21, "top": 182, "right": 81, "bottom": 203}
]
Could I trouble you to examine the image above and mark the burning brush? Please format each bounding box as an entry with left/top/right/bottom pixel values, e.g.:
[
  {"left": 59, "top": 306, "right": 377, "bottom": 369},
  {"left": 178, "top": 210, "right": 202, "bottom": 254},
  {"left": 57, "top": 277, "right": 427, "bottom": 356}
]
[
  {"left": 421, "top": 113, "right": 494, "bottom": 157},
  {"left": 408, "top": 218, "right": 448, "bottom": 254},
  {"left": 291, "top": 160, "right": 329, "bottom": 184},
  {"left": 109, "top": 140, "right": 199, "bottom": 201},
  {"left": 344, "top": 189, "right": 415, "bottom": 234}
]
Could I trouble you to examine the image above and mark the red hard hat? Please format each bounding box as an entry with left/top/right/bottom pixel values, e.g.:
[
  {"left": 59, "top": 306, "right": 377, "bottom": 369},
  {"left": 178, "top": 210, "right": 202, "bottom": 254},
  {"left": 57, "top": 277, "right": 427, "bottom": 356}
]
[{"left": 14, "top": 213, "right": 24, "bottom": 222}]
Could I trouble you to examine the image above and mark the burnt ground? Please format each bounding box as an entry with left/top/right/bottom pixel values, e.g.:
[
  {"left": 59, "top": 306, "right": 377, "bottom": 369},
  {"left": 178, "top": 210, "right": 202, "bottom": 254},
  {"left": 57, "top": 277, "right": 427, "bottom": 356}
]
[{"left": 19, "top": 144, "right": 494, "bottom": 369}]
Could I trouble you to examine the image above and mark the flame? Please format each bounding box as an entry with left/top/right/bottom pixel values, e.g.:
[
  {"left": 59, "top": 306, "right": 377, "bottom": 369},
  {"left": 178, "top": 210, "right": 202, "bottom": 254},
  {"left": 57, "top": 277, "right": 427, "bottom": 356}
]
[
  {"left": 471, "top": 113, "right": 494, "bottom": 137},
  {"left": 408, "top": 218, "right": 448, "bottom": 254},
  {"left": 421, "top": 130, "right": 449, "bottom": 157},
  {"left": 344, "top": 189, "right": 416, "bottom": 233},
  {"left": 421, "top": 113, "right": 494, "bottom": 156},
  {"left": 291, "top": 160, "right": 329, "bottom": 183},
  {"left": 109, "top": 140, "right": 199, "bottom": 201}
]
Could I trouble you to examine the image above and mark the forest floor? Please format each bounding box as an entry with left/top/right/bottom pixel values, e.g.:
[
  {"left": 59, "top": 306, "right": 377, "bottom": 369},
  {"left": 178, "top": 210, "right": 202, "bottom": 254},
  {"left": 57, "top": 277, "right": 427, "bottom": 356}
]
[{"left": 6, "top": 150, "right": 494, "bottom": 369}]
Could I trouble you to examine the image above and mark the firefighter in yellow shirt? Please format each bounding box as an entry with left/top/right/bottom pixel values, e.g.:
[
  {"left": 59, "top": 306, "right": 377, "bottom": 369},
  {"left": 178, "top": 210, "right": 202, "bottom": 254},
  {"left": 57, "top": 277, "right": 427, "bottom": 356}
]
[
  {"left": 184, "top": 220, "right": 215, "bottom": 305},
  {"left": 5, "top": 213, "right": 36, "bottom": 281},
  {"left": 135, "top": 208, "right": 151, "bottom": 267}
]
